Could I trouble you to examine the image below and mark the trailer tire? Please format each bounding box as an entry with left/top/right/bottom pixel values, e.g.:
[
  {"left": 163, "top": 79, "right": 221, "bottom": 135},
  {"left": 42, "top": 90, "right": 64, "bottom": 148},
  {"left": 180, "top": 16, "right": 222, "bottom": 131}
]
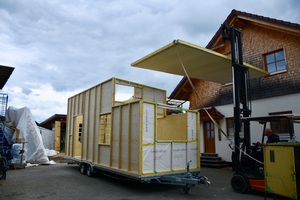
[
  {"left": 86, "top": 165, "right": 93, "bottom": 177},
  {"left": 231, "top": 174, "right": 248, "bottom": 193},
  {"left": 79, "top": 163, "right": 86, "bottom": 175}
]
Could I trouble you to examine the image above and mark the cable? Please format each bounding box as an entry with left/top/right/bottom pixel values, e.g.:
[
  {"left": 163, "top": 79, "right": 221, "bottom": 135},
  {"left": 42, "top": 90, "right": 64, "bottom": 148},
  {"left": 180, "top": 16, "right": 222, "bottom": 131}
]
[{"left": 174, "top": 44, "right": 263, "bottom": 165}]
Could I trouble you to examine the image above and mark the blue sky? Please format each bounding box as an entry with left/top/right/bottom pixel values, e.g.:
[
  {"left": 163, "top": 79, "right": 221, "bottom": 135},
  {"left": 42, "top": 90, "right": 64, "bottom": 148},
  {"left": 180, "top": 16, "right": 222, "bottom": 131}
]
[{"left": 1, "top": 0, "right": 299, "bottom": 122}]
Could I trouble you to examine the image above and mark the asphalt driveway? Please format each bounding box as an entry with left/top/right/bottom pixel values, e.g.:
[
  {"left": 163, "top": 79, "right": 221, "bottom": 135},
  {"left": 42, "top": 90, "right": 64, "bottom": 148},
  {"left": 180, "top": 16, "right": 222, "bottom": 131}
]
[{"left": 0, "top": 163, "right": 287, "bottom": 200}]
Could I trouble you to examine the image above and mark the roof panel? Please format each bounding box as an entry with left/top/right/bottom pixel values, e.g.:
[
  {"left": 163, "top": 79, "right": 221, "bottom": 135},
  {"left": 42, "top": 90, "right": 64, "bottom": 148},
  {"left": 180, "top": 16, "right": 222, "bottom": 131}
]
[{"left": 131, "top": 40, "right": 269, "bottom": 84}]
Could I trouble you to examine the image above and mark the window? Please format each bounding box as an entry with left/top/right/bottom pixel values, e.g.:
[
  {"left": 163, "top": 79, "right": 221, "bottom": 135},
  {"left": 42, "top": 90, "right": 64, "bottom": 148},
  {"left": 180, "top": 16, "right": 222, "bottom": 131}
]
[
  {"left": 206, "top": 122, "right": 215, "bottom": 138},
  {"left": 226, "top": 118, "right": 235, "bottom": 137},
  {"left": 226, "top": 117, "right": 244, "bottom": 138},
  {"left": 99, "top": 114, "right": 111, "bottom": 144},
  {"left": 264, "top": 49, "right": 286, "bottom": 73},
  {"left": 269, "top": 111, "right": 292, "bottom": 134},
  {"left": 78, "top": 123, "right": 82, "bottom": 143}
]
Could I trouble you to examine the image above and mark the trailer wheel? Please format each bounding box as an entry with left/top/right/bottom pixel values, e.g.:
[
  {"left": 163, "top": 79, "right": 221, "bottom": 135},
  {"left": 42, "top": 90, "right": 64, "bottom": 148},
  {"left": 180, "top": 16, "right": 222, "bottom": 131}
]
[
  {"left": 79, "top": 163, "right": 86, "bottom": 175},
  {"left": 231, "top": 174, "right": 248, "bottom": 193},
  {"left": 183, "top": 184, "right": 190, "bottom": 194},
  {"left": 86, "top": 165, "right": 93, "bottom": 177}
]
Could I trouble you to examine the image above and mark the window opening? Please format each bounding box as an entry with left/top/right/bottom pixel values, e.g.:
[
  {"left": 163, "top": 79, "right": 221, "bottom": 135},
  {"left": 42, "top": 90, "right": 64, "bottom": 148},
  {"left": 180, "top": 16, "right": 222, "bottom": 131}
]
[
  {"left": 269, "top": 111, "right": 293, "bottom": 134},
  {"left": 99, "top": 114, "right": 111, "bottom": 145},
  {"left": 264, "top": 49, "right": 286, "bottom": 73},
  {"left": 226, "top": 117, "right": 244, "bottom": 138},
  {"left": 115, "top": 85, "right": 134, "bottom": 102},
  {"left": 78, "top": 123, "right": 82, "bottom": 143}
]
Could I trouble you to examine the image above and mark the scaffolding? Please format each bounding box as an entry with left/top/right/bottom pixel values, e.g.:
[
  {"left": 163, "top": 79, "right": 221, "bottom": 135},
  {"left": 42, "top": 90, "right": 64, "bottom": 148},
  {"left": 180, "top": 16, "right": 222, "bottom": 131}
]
[
  {"left": 0, "top": 94, "right": 8, "bottom": 119},
  {"left": 0, "top": 93, "right": 8, "bottom": 148}
]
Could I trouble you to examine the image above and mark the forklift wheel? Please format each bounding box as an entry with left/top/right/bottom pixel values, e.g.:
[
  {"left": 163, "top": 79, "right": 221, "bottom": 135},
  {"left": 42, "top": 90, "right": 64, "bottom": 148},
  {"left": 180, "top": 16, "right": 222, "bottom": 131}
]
[{"left": 231, "top": 174, "right": 248, "bottom": 193}]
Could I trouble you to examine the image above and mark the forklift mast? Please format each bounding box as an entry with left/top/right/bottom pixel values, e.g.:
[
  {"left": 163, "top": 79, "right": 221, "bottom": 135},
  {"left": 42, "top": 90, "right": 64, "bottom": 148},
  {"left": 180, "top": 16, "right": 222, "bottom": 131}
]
[{"left": 221, "top": 24, "right": 251, "bottom": 172}]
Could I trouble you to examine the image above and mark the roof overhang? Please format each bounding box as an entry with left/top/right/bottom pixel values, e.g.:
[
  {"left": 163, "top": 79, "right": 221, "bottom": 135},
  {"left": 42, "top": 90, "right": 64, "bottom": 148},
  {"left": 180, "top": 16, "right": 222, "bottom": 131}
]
[
  {"left": 0, "top": 65, "right": 14, "bottom": 89},
  {"left": 131, "top": 40, "right": 269, "bottom": 84}
]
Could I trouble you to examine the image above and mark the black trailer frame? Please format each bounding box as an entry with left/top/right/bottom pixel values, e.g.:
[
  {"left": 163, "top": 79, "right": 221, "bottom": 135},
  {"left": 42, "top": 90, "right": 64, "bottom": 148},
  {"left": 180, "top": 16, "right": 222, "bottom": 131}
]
[{"left": 65, "top": 156, "right": 210, "bottom": 194}]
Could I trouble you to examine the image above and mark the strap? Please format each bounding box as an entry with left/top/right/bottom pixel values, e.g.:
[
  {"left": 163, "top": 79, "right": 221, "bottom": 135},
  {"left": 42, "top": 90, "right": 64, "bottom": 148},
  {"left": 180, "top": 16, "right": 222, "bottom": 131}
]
[{"left": 174, "top": 45, "right": 263, "bottom": 165}]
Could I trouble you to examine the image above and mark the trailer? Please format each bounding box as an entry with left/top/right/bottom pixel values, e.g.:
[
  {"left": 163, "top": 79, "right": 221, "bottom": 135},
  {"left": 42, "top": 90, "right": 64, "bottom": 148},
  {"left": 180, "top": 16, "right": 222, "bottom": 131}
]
[{"left": 65, "top": 77, "right": 209, "bottom": 194}]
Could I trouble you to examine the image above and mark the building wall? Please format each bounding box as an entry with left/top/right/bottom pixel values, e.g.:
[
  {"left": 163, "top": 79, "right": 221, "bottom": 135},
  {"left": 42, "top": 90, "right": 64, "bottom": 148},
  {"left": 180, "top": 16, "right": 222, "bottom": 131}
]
[
  {"left": 190, "top": 20, "right": 300, "bottom": 162},
  {"left": 190, "top": 22, "right": 300, "bottom": 110},
  {"left": 211, "top": 93, "right": 300, "bottom": 162}
]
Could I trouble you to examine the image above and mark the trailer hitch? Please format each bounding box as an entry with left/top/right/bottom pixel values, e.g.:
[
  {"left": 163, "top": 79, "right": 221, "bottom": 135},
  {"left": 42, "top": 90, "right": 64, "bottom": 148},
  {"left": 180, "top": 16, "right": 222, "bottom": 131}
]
[
  {"left": 198, "top": 176, "right": 210, "bottom": 187},
  {"left": 186, "top": 160, "right": 210, "bottom": 187}
]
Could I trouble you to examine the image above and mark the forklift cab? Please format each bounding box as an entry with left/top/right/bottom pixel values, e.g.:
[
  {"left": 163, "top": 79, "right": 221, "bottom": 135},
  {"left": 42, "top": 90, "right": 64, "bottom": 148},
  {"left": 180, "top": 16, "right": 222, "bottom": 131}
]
[{"left": 231, "top": 114, "right": 300, "bottom": 193}]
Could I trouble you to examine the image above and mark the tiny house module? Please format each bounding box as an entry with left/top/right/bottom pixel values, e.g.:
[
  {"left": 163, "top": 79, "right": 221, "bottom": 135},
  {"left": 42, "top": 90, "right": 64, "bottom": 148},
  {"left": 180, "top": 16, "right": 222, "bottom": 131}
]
[{"left": 65, "top": 77, "right": 209, "bottom": 193}]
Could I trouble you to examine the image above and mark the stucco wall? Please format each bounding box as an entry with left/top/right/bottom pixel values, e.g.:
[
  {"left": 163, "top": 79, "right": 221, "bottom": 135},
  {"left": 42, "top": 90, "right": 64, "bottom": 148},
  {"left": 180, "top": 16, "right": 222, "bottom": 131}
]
[{"left": 203, "top": 93, "right": 300, "bottom": 162}]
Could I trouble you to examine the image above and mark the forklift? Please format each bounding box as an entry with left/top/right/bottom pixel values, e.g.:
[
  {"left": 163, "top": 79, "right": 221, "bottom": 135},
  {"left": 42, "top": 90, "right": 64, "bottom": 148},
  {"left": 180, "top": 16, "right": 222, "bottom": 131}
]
[
  {"left": 231, "top": 114, "right": 299, "bottom": 193},
  {"left": 221, "top": 24, "right": 298, "bottom": 193}
]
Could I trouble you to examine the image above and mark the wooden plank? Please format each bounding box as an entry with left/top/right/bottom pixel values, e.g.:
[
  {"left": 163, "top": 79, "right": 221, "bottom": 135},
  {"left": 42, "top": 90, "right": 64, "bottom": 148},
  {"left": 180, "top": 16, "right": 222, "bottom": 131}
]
[
  {"left": 80, "top": 92, "right": 85, "bottom": 160},
  {"left": 101, "top": 79, "right": 113, "bottom": 114},
  {"left": 130, "top": 102, "right": 140, "bottom": 174},
  {"left": 111, "top": 106, "right": 120, "bottom": 168},
  {"left": 93, "top": 85, "right": 101, "bottom": 163},
  {"left": 121, "top": 104, "right": 129, "bottom": 171},
  {"left": 157, "top": 114, "right": 187, "bottom": 141},
  {"left": 127, "top": 103, "right": 132, "bottom": 171},
  {"left": 54, "top": 121, "right": 61, "bottom": 151}
]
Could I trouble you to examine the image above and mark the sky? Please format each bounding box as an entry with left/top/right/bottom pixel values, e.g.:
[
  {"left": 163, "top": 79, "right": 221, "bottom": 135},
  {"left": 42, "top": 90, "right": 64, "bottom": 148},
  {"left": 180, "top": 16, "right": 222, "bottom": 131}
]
[{"left": 0, "top": 0, "right": 300, "bottom": 123}]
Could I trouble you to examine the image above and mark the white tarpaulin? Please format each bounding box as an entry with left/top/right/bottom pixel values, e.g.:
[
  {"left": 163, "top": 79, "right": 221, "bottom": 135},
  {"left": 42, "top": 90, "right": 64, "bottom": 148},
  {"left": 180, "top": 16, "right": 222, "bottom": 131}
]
[
  {"left": 155, "top": 143, "right": 171, "bottom": 172},
  {"left": 5, "top": 106, "right": 49, "bottom": 163},
  {"left": 187, "top": 112, "right": 197, "bottom": 141},
  {"left": 142, "top": 145, "right": 154, "bottom": 174},
  {"left": 39, "top": 126, "right": 54, "bottom": 150},
  {"left": 187, "top": 142, "right": 198, "bottom": 169},
  {"left": 172, "top": 142, "right": 187, "bottom": 170},
  {"left": 142, "top": 103, "right": 155, "bottom": 144}
]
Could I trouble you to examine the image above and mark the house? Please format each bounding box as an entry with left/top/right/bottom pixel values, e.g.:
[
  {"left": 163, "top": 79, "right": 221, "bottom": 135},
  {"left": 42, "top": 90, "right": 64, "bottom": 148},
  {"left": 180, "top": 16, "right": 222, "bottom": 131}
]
[
  {"left": 39, "top": 114, "right": 67, "bottom": 152},
  {"left": 168, "top": 9, "right": 300, "bottom": 162}
]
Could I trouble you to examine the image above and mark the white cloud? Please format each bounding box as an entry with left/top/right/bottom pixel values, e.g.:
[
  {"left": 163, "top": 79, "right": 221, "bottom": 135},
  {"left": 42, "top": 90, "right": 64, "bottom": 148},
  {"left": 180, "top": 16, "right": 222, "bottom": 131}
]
[
  {"left": 5, "top": 84, "right": 80, "bottom": 122},
  {"left": 0, "top": 0, "right": 299, "bottom": 122}
]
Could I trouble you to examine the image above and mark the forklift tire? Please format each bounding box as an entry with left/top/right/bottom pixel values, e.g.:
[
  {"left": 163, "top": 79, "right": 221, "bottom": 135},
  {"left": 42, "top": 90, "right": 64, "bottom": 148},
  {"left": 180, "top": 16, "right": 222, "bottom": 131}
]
[
  {"left": 231, "top": 174, "right": 248, "bottom": 193},
  {"left": 79, "top": 163, "right": 86, "bottom": 175}
]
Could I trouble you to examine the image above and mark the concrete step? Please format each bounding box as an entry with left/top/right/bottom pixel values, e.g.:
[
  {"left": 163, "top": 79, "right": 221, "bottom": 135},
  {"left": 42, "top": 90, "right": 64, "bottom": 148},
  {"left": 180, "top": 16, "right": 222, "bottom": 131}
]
[{"left": 201, "top": 153, "right": 229, "bottom": 168}]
